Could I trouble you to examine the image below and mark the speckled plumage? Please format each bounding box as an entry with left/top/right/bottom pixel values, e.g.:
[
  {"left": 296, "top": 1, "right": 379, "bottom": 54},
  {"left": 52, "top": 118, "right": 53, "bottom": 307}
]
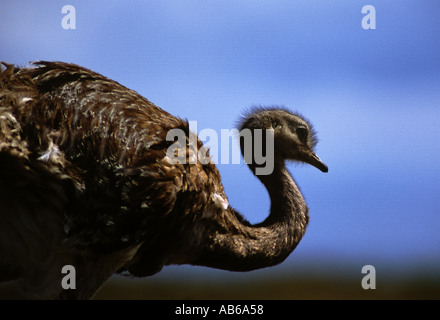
[{"left": 0, "top": 62, "right": 327, "bottom": 299}]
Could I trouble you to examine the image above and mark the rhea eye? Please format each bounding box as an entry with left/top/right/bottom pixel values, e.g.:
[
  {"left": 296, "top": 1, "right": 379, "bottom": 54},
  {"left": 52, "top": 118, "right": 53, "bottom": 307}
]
[
  {"left": 296, "top": 126, "right": 308, "bottom": 142},
  {"left": 272, "top": 121, "right": 281, "bottom": 129}
]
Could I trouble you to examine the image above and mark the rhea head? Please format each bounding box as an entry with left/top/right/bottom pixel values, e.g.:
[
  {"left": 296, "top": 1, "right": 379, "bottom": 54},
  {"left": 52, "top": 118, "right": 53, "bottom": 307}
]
[{"left": 237, "top": 106, "right": 328, "bottom": 174}]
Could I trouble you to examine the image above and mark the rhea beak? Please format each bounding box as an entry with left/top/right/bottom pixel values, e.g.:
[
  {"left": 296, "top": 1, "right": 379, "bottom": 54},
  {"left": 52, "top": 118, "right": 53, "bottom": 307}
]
[{"left": 306, "top": 151, "right": 328, "bottom": 173}]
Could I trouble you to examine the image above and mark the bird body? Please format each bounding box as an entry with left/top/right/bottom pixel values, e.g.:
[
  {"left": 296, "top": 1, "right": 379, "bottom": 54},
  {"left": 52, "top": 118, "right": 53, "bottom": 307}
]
[{"left": 0, "top": 61, "right": 327, "bottom": 299}]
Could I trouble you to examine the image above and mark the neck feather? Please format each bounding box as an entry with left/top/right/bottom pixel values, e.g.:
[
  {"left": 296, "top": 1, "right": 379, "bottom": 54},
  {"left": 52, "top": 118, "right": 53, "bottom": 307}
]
[{"left": 191, "top": 160, "right": 309, "bottom": 271}]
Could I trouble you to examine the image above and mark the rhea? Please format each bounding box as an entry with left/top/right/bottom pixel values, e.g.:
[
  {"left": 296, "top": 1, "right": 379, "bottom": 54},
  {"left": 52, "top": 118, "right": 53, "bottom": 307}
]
[{"left": 0, "top": 61, "right": 327, "bottom": 299}]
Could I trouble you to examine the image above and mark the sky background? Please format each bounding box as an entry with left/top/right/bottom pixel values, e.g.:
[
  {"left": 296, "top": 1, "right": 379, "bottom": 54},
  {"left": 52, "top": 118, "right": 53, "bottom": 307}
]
[{"left": 1, "top": 0, "right": 440, "bottom": 291}]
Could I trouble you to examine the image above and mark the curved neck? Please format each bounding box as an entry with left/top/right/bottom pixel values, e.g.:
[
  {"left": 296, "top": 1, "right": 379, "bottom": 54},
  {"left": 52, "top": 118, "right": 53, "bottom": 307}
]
[
  {"left": 257, "top": 160, "right": 308, "bottom": 229},
  {"left": 190, "top": 159, "right": 309, "bottom": 272}
]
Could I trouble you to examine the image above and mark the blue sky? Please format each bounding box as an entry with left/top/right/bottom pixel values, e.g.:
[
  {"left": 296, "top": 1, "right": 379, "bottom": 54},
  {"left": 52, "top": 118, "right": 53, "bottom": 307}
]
[{"left": 1, "top": 0, "right": 440, "bottom": 281}]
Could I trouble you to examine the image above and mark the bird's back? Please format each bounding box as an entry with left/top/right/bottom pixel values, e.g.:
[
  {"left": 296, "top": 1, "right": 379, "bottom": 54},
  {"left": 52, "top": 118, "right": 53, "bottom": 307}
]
[{"left": 0, "top": 62, "right": 226, "bottom": 279}]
